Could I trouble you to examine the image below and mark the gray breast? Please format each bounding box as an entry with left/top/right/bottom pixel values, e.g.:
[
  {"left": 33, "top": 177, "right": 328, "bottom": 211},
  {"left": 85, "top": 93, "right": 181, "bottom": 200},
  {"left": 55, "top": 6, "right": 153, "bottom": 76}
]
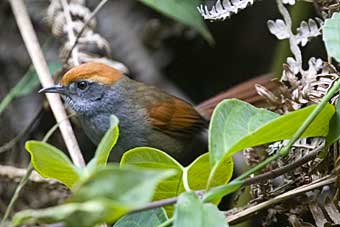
[{"left": 80, "top": 105, "right": 150, "bottom": 161}]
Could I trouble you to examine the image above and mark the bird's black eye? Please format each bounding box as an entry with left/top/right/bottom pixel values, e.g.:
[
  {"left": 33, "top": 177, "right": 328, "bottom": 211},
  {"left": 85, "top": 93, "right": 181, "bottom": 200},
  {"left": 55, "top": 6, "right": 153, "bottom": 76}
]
[{"left": 77, "top": 81, "right": 88, "bottom": 90}]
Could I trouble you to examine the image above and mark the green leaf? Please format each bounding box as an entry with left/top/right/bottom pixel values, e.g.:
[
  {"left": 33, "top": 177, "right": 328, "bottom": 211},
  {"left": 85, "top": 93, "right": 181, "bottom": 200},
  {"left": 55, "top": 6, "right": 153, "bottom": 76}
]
[
  {"left": 138, "top": 0, "right": 213, "bottom": 44},
  {"left": 202, "top": 180, "right": 243, "bottom": 203},
  {"left": 120, "top": 147, "right": 184, "bottom": 203},
  {"left": 323, "top": 12, "right": 340, "bottom": 62},
  {"left": 121, "top": 148, "right": 233, "bottom": 214},
  {"left": 209, "top": 99, "right": 334, "bottom": 166},
  {"left": 0, "top": 63, "right": 61, "bottom": 115},
  {"left": 327, "top": 99, "right": 340, "bottom": 146},
  {"left": 173, "top": 192, "right": 228, "bottom": 227},
  {"left": 25, "top": 140, "right": 80, "bottom": 188},
  {"left": 87, "top": 115, "right": 119, "bottom": 171},
  {"left": 187, "top": 153, "right": 233, "bottom": 190},
  {"left": 113, "top": 208, "right": 168, "bottom": 227},
  {"left": 12, "top": 199, "right": 130, "bottom": 227},
  {"left": 70, "top": 165, "right": 175, "bottom": 208}
]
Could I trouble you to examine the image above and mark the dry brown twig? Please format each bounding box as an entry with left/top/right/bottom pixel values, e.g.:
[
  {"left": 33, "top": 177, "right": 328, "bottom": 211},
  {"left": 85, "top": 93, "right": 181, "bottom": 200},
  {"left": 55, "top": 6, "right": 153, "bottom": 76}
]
[
  {"left": 226, "top": 176, "right": 336, "bottom": 224},
  {"left": 9, "top": 0, "right": 85, "bottom": 167}
]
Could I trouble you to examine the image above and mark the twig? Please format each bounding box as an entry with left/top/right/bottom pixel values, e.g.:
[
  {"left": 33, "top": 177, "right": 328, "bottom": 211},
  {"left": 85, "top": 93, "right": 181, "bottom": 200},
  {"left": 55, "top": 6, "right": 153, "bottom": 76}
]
[
  {"left": 204, "top": 63, "right": 340, "bottom": 202},
  {"left": 131, "top": 197, "right": 178, "bottom": 214},
  {"left": 130, "top": 147, "right": 323, "bottom": 213},
  {"left": 59, "top": 0, "right": 80, "bottom": 66},
  {"left": 9, "top": 0, "right": 85, "bottom": 167},
  {"left": 0, "top": 164, "right": 58, "bottom": 184},
  {"left": 226, "top": 176, "right": 336, "bottom": 224},
  {"left": 244, "top": 145, "right": 323, "bottom": 185},
  {"left": 0, "top": 108, "right": 73, "bottom": 223},
  {"left": 157, "top": 217, "right": 174, "bottom": 227},
  {"left": 0, "top": 107, "right": 43, "bottom": 154},
  {"left": 63, "top": 0, "right": 109, "bottom": 64},
  {"left": 0, "top": 164, "right": 33, "bottom": 224}
]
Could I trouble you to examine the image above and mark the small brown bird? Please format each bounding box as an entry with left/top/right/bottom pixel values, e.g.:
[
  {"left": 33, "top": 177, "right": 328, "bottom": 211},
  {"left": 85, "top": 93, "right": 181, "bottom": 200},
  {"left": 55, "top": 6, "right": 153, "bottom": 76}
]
[{"left": 40, "top": 62, "right": 207, "bottom": 162}]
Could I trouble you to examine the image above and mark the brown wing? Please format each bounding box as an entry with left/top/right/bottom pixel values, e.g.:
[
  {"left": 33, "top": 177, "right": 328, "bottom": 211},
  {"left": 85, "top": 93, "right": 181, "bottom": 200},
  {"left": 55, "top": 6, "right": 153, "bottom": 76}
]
[{"left": 147, "top": 96, "right": 207, "bottom": 139}]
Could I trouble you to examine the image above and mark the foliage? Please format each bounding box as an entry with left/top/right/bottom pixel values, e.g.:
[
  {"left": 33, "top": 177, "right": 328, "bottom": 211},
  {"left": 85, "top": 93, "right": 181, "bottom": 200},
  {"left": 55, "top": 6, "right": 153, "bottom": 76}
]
[
  {"left": 14, "top": 98, "right": 336, "bottom": 226},
  {"left": 173, "top": 192, "right": 228, "bottom": 227},
  {"left": 121, "top": 148, "right": 233, "bottom": 213},
  {"left": 139, "top": 0, "right": 213, "bottom": 43},
  {"left": 209, "top": 99, "right": 334, "bottom": 186},
  {"left": 113, "top": 208, "right": 168, "bottom": 227},
  {"left": 323, "top": 12, "right": 340, "bottom": 62},
  {"left": 26, "top": 115, "right": 120, "bottom": 189},
  {"left": 0, "top": 63, "right": 61, "bottom": 115},
  {"left": 16, "top": 117, "right": 174, "bottom": 226},
  {"left": 327, "top": 97, "right": 340, "bottom": 146}
]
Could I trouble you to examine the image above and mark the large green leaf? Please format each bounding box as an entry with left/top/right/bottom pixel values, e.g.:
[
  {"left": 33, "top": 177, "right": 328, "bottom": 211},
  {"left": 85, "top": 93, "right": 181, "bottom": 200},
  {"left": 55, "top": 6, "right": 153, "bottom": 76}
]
[
  {"left": 323, "top": 12, "right": 340, "bottom": 62},
  {"left": 138, "top": 0, "right": 213, "bottom": 43},
  {"left": 121, "top": 148, "right": 233, "bottom": 213},
  {"left": 25, "top": 140, "right": 81, "bottom": 188},
  {"left": 113, "top": 208, "right": 168, "bottom": 227},
  {"left": 0, "top": 63, "right": 61, "bottom": 115},
  {"left": 187, "top": 153, "right": 233, "bottom": 190},
  {"left": 87, "top": 115, "right": 119, "bottom": 172},
  {"left": 120, "top": 147, "right": 183, "bottom": 214},
  {"left": 12, "top": 199, "right": 129, "bottom": 227},
  {"left": 173, "top": 192, "right": 228, "bottom": 227},
  {"left": 327, "top": 98, "right": 340, "bottom": 146},
  {"left": 69, "top": 165, "right": 175, "bottom": 208},
  {"left": 209, "top": 99, "right": 334, "bottom": 166}
]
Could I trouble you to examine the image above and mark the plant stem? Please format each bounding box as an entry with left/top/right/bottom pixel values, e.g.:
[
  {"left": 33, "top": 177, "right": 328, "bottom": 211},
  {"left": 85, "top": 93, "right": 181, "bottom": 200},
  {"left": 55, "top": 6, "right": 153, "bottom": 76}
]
[
  {"left": 0, "top": 163, "right": 33, "bottom": 225},
  {"left": 0, "top": 105, "right": 72, "bottom": 223},
  {"left": 203, "top": 74, "right": 340, "bottom": 202},
  {"left": 64, "top": 0, "right": 109, "bottom": 64},
  {"left": 157, "top": 217, "right": 174, "bottom": 227},
  {"left": 9, "top": 0, "right": 85, "bottom": 168}
]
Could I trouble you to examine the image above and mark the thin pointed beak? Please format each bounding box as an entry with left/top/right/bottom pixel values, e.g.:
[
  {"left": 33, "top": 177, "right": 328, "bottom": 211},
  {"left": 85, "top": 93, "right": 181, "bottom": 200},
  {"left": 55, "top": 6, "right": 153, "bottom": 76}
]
[{"left": 39, "top": 85, "right": 67, "bottom": 95}]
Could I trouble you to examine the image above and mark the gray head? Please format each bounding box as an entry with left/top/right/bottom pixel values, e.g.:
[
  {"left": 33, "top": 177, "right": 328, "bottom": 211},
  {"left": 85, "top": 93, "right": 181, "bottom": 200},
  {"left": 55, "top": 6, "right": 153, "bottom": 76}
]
[{"left": 39, "top": 62, "right": 124, "bottom": 114}]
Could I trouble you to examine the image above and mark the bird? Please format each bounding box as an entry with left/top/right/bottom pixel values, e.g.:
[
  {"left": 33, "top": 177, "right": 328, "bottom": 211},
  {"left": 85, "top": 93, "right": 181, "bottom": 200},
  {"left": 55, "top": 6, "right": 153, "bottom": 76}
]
[{"left": 40, "top": 62, "right": 208, "bottom": 163}]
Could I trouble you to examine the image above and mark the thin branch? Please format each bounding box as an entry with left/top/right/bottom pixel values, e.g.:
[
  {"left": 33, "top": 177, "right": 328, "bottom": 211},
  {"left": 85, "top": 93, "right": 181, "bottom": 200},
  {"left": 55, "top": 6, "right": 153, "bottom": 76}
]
[
  {"left": 0, "top": 165, "right": 58, "bottom": 184},
  {"left": 131, "top": 190, "right": 204, "bottom": 214},
  {"left": 131, "top": 147, "right": 323, "bottom": 213},
  {"left": 244, "top": 145, "right": 323, "bottom": 185},
  {"left": 9, "top": 0, "right": 85, "bottom": 167},
  {"left": 132, "top": 197, "right": 178, "bottom": 214},
  {"left": 0, "top": 164, "right": 33, "bottom": 224},
  {"left": 60, "top": 0, "right": 80, "bottom": 65},
  {"left": 226, "top": 176, "right": 336, "bottom": 225},
  {"left": 63, "top": 0, "right": 109, "bottom": 64},
  {"left": 0, "top": 110, "right": 73, "bottom": 222},
  {"left": 0, "top": 107, "right": 43, "bottom": 154}
]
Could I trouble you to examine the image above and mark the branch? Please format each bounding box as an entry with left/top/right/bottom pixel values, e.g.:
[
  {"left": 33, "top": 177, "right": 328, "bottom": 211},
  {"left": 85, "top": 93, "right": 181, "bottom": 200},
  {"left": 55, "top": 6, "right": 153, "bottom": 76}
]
[
  {"left": 64, "top": 0, "right": 109, "bottom": 64},
  {"left": 129, "top": 147, "right": 324, "bottom": 214},
  {"left": 226, "top": 176, "right": 336, "bottom": 224},
  {"left": 9, "top": 0, "right": 85, "bottom": 167},
  {"left": 0, "top": 165, "right": 57, "bottom": 185},
  {"left": 0, "top": 107, "right": 43, "bottom": 154},
  {"left": 244, "top": 145, "right": 323, "bottom": 185},
  {"left": 60, "top": 0, "right": 80, "bottom": 66}
]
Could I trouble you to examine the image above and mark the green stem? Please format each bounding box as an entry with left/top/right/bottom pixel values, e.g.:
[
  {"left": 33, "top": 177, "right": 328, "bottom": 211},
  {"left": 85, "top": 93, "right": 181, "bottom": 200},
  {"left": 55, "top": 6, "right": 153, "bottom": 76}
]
[
  {"left": 203, "top": 76, "right": 340, "bottom": 202},
  {"left": 0, "top": 115, "right": 70, "bottom": 223},
  {"left": 1, "top": 163, "right": 33, "bottom": 225},
  {"left": 157, "top": 217, "right": 174, "bottom": 227}
]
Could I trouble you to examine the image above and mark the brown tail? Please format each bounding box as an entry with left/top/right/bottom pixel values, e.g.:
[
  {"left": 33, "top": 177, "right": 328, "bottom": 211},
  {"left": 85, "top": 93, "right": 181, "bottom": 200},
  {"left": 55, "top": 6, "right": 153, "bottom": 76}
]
[{"left": 196, "top": 73, "right": 280, "bottom": 120}]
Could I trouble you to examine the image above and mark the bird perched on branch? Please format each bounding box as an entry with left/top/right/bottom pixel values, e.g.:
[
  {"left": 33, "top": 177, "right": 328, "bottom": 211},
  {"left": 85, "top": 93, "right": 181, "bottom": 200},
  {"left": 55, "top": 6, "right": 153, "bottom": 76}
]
[{"left": 40, "top": 62, "right": 207, "bottom": 162}]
